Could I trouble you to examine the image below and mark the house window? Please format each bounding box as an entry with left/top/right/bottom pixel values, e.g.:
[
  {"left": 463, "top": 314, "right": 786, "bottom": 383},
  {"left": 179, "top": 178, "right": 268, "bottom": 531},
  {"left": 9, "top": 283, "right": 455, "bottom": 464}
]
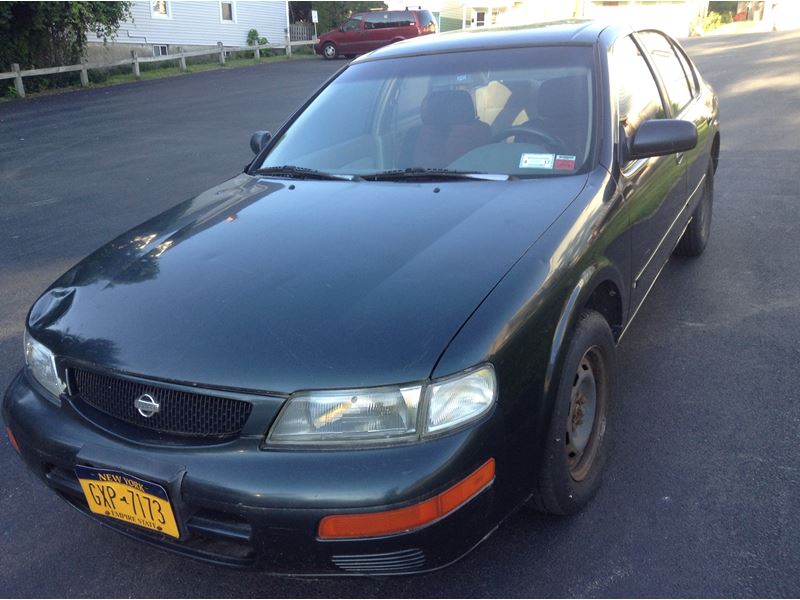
[
  {"left": 220, "top": 1, "right": 235, "bottom": 23},
  {"left": 153, "top": 45, "right": 168, "bottom": 57},
  {"left": 151, "top": 0, "right": 170, "bottom": 18}
]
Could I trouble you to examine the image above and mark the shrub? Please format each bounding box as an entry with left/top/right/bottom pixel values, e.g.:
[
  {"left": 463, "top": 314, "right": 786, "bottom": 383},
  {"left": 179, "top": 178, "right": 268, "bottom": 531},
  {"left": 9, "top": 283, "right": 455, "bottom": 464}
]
[
  {"left": 702, "top": 11, "right": 733, "bottom": 32},
  {"left": 247, "top": 29, "right": 268, "bottom": 46}
]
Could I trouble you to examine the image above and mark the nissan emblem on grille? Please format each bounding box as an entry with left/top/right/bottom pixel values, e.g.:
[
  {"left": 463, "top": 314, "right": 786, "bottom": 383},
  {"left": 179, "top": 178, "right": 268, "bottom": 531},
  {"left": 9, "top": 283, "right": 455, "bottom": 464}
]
[
  {"left": 134, "top": 393, "right": 160, "bottom": 418},
  {"left": 72, "top": 368, "right": 253, "bottom": 437}
]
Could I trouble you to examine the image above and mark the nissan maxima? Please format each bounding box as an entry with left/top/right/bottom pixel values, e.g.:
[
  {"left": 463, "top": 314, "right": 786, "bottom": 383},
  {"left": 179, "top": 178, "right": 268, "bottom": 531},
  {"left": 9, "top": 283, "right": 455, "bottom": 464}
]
[{"left": 4, "top": 21, "right": 719, "bottom": 574}]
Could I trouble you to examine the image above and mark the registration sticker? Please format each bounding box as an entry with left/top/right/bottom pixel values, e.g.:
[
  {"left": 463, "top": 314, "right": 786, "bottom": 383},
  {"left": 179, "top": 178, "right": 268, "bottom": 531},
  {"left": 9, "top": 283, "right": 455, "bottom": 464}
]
[
  {"left": 555, "top": 155, "right": 577, "bottom": 170},
  {"left": 519, "top": 153, "right": 554, "bottom": 169},
  {"left": 75, "top": 465, "right": 180, "bottom": 538}
]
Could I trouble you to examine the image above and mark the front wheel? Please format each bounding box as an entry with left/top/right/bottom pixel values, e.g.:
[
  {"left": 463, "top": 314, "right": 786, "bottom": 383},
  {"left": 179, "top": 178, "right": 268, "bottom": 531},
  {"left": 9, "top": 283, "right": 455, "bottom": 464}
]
[
  {"left": 529, "top": 309, "right": 616, "bottom": 515},
  {"left": 674, "top": 163, "right": 714, "bottom": 257},
  {"left": 322, "top": 42, "right": 337, "bottom": 60}
]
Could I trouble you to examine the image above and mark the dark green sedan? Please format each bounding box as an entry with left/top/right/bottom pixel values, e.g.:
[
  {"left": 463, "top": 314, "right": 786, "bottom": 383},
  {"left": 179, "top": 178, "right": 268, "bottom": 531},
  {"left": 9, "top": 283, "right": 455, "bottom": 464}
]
[{"left": 4, "top": 20, "right": 719, "bottom": 574}]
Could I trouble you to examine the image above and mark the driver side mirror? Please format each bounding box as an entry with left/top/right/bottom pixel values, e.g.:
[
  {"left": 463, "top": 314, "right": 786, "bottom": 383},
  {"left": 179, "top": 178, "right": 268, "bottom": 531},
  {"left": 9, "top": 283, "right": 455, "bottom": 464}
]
[
  {"left": 250, "top": 130, "right": 272, "bottom": 154},
  {"left": 628, "top": 119, "right": 697, "bottom": 160}
]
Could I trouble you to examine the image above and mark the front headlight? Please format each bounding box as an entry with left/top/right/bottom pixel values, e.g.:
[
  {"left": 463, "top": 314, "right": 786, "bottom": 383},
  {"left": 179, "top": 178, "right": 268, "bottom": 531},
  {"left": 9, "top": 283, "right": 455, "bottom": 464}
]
[
  {"left": 267, "top": 364, "right": 496, "bottom": 446},
  {"left": 24, "top": 330, "right": 65, "bottom": 400},
  {"left": 268, "top": 385, "right": 422, "bottom": 445}
]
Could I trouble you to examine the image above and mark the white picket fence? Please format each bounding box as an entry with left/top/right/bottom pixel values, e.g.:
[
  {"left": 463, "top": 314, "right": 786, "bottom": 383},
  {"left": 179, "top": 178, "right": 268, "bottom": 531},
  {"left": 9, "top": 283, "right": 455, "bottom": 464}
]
[{"left": 0, "top": 39, "right": 315, "bottom": 98}]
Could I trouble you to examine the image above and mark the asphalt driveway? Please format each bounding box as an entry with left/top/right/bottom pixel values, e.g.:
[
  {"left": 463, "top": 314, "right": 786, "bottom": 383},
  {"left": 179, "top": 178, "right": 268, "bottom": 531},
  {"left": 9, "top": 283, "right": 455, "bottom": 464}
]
[{"left": 1, "top": 33, "right": 799, "bottom": 597}]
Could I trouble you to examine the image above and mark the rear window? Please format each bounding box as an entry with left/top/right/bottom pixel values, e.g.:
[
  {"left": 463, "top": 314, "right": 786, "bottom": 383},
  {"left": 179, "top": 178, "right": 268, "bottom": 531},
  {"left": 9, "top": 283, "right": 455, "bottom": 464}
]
[{"left": 417, "top": 10, "right": 436, "bottom": 27}]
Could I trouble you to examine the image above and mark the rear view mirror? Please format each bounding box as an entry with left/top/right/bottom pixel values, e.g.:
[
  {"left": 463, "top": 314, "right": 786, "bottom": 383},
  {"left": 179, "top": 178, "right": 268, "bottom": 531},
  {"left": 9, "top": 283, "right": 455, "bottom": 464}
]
[
  {"left": 250, "top": 130, "right": 272, "bottom": 154},
  {"left": 628, "top": 119, "right": 697, "bottom": 160}
]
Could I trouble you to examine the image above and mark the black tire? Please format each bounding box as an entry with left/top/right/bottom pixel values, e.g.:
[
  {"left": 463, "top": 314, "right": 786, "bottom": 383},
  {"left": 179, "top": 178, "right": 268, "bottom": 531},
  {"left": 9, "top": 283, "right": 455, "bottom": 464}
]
[
  {"left": 529, "top": 309, "right": 616, "bottom": 515},
  {"left": 674, "top": 162, "right": 714, "bottom": 257},
  {"left": 321, "top": 42, "right": 337, "bottom": 60}
]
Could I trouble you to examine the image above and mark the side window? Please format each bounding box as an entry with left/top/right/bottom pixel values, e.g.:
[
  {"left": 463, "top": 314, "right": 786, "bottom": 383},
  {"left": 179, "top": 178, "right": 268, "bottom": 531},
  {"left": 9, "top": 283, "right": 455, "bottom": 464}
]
[
  {"left": 637, "top": 31, "right": 694, "bottom": 115},
  {"left": 394, "top": 75, "right": 429, "bottom": 123},
  {"left": 612, "top": 35, "right": 666, "bottom": 141},
  {"left": 341, "top": 17, "right": 362, "bottom": 32},
  {"left": 364, "top": 13, "right": 381, "bottom": 29},
  {"left": 397, "top": 11, "right": 415, "bottom": 26}
]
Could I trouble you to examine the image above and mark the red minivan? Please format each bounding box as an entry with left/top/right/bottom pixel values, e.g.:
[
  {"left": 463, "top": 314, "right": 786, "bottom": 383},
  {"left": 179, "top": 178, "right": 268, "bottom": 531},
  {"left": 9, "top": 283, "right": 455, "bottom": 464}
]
[{"left": 314, "top": 9, "right": 437, "bottom": 59}]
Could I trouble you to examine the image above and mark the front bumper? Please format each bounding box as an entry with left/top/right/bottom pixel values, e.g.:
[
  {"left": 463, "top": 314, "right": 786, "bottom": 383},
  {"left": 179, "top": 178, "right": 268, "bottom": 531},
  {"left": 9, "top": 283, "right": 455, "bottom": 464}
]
[{"left": 3, "top": 370, "right": 509, "bottom": 575}]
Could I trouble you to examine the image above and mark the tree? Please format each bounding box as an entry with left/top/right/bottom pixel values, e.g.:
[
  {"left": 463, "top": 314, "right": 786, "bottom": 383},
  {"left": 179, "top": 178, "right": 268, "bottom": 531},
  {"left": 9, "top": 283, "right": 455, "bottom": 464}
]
[
  {"left": 0, "top": 1, "right": 132, "bottom": 71},
  {"left": 311, "top": 1, "right": 386, "bottom": 35}
]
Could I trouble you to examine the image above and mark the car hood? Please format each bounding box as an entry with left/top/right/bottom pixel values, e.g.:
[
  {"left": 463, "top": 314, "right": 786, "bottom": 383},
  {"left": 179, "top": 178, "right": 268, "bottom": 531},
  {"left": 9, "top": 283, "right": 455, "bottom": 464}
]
[{"left": 30, "top": 173, "right": 587, "bottom": 393}]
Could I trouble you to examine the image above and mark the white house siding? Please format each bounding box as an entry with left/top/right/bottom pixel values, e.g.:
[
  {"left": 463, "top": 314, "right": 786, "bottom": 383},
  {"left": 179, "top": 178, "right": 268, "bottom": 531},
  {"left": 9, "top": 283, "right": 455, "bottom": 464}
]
[
  {"left": 435, "top": 0, "right": 705, "bottom": 36},
  {"left": 436, "top": 1, "right": 576, "bottom": 32},
  {"left": 581, "top": 0, "right": 705, "bottom": 38},
  {"left": 87, "top": 1, "right": 288, "bottom": 51}
]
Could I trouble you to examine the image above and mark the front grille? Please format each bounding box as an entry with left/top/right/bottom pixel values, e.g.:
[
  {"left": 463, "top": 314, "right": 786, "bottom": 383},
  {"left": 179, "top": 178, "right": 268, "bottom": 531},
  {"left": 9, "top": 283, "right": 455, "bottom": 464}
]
[{"left": 72, "top": 369, "right": 252, "bottom": 438}]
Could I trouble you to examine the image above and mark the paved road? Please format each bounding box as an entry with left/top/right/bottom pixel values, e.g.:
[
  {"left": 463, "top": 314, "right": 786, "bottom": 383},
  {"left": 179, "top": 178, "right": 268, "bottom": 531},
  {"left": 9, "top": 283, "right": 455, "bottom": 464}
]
[{"left": 1, "top": 33, "right": 799, "bottom": 597}]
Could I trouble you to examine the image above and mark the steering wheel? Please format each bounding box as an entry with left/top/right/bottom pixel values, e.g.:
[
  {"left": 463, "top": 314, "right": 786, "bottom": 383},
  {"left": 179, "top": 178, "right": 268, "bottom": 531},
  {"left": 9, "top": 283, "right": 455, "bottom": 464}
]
[{"left": 492, "top": 125, "right": 562, "bottom": 151}]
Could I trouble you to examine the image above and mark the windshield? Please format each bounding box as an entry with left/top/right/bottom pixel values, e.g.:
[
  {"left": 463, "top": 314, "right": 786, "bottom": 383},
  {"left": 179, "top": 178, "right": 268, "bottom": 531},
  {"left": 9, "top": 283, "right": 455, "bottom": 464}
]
[{"left": 255, "top": 46, "right": 595, "bottom": 178}]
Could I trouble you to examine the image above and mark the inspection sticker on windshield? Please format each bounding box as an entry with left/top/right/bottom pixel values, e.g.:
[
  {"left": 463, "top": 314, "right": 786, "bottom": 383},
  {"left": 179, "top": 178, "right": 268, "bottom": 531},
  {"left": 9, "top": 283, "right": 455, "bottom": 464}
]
[
  {"left": 519, "top": 153, "right": 554, "bottom": 169},
  {"left": 555, "top": 155, "right": 577, "bottom": 170}
]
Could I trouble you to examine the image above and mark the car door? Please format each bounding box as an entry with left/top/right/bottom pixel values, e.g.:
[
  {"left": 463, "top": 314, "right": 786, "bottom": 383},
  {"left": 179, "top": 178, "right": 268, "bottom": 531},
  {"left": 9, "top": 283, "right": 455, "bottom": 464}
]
[
  {"left": 391, "top": 11, "right": 419, "bottom": 41},
  {"left": 667, "top": 35, "right": 714, "bottom": 198},
  {"left": 611, "top": 34, "right": 688, "bottom": 311},
  {"left": 363, "top": 12, "right": 394, "bottom": 51},
  {"left": 364, "top": 11, "right": 414, "bottom": 51},
  {"left": 337, "top": 16, "right": 366, "bottom": 53},
  {"left": 637, "top": 31, "right": 710, "bottom": 219}
]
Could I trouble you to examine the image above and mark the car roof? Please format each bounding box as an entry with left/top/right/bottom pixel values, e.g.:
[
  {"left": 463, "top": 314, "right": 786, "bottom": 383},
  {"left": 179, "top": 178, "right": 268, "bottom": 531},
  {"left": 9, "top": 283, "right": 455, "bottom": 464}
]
[
  {"left": 355, "top": 19, "right": 632, "bottom": 63},
  {"left": 353, "top": 8, "right": 423, "bottom": 16}
]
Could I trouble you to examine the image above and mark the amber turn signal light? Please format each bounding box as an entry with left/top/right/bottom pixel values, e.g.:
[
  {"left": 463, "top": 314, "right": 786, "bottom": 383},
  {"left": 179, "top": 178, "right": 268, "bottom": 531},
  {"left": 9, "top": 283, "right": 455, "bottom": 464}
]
[{"left": 318, "top": 458, "right": 495, "bottom": 540}]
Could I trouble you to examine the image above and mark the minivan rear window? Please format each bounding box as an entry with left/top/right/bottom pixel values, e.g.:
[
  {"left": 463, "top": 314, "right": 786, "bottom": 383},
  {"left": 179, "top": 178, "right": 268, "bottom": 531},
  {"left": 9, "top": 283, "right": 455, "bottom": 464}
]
[{"left": 420, "top": 10, "right": 436, "bottom": 27}]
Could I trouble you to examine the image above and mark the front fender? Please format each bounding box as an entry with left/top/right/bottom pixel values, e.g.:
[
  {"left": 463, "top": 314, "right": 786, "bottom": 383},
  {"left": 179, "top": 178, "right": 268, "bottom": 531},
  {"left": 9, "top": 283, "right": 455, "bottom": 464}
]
[
  {"left": 430, "top": 167, "right": 627, "bottom": 496},
  {"left": 542, "top": 262, "right": 625, "bottom": 399}
]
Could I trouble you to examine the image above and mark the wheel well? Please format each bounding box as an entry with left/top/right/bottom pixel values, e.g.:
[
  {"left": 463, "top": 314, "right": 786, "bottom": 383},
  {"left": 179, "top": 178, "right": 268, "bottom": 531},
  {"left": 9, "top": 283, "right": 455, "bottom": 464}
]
[
  {"left": 584, "top": 280, "right": 623, "bottom": 340},
  {"left": 711, "top": 133, "right": 720, "bottom": 174}
]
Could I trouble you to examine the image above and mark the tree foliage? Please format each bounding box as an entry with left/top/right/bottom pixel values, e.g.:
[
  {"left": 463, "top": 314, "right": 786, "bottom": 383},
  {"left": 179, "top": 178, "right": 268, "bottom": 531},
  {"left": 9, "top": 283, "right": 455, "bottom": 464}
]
[
  {"left": 0, "top": 1, "right": 132, "bottom": 71},
  {"left": 311, "top": 1, "right": 387, "bottom": 35}
]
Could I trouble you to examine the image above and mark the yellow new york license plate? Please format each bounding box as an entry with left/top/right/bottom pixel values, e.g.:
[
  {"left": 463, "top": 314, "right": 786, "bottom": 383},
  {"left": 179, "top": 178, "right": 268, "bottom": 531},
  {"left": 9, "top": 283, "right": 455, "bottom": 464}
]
[{"left": 75, "top": 466, "right": 180, "bottom": 539}]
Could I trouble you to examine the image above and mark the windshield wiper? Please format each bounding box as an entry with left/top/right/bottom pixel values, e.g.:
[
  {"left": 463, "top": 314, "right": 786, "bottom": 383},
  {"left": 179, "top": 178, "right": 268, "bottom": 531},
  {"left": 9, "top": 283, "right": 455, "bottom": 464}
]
[
  {"left": 361, "top": 168, "right": 512, "bottom": 182},
  {"left": 254, "top": 165, "right": 360, "bottom": 181}
]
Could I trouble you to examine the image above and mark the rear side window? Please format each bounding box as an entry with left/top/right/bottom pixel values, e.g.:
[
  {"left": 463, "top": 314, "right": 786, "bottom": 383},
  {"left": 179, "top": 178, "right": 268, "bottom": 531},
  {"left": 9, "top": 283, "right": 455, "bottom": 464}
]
[
  {"left": 395, "top": 11, "right": 415, "bottom": 26},
  {"left": 612, "top": 35, "right": 666, "bottom": 140},
  {"left": 673, "top": 43, "right": 699, "bottom": 95},
  {"left": 637, "top": 31, "right": 694, "bottom": 115},
  {"left": 365, "top": 11, "right": 414, "bottom": 29}
]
